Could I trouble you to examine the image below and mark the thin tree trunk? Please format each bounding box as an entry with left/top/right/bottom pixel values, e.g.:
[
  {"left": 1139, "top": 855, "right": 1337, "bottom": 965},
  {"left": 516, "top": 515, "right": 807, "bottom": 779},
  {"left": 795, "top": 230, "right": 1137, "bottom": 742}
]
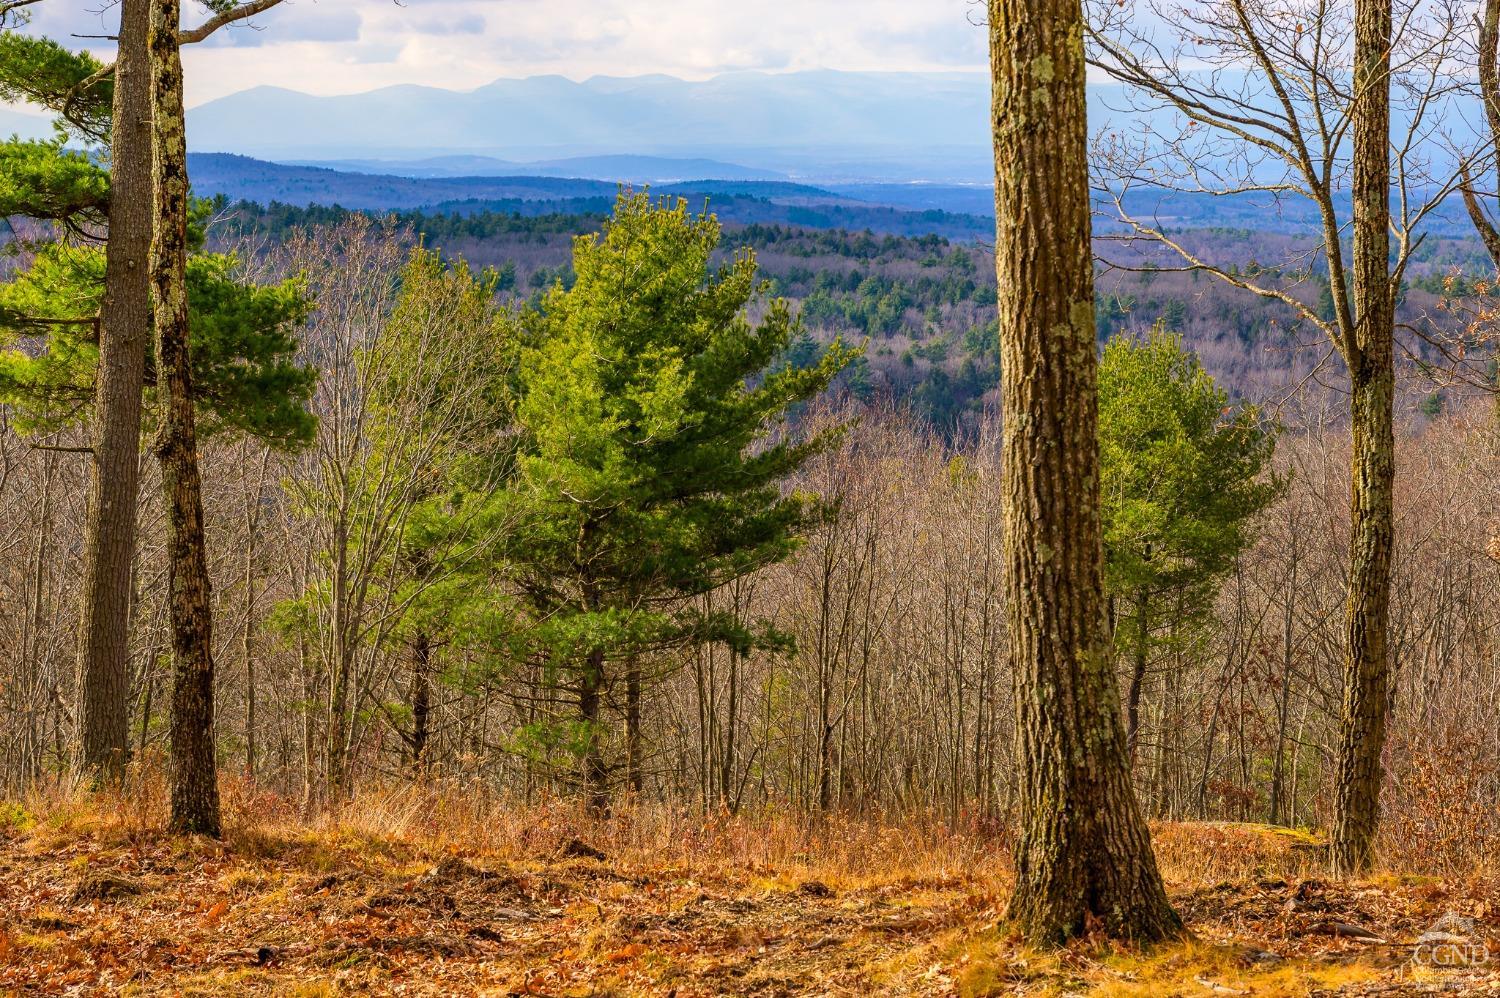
[
  {"left": 1461, "top": 0, "right": 1500, "bottom": 268},
  {"left": 1269, "top": 541, "right": 1298, "bottom": 826},
  {"left": 1125, "top": 588, "right": 1150, "bottom": 761},
  {"left": 242, "top": 446, "right": 270, "bottom": 781},
  {"left": 326, "top": 524, "right": 352, "bottom": 799},
  {"left": 579, "top": 648, "right": 609, "bottom": 815},
  {"left": 151, "top": 0, "right": 220, "bottom": 837},
  {"left": 408, "top": 629, "right": 431, "bottom": 775},
  {"left": 75, "top": 0, "right": 152, "bottom": 783},
  {"left": 1332, "top": 0, "right": 1395, "bottom": 878},
  {"left": 990, "top": 0, "right": 1180, "bottom": 944},
  {"left": 625, "top": 655, "right": 643, "bottom": 795},
  {"left": 720, "top": 649, "right": 739, "bottom": 811}
]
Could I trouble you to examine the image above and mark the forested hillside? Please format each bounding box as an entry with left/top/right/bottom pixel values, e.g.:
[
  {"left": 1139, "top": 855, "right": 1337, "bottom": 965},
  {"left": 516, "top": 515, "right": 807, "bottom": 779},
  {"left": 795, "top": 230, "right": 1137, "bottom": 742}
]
[{"left": 218, "top": 201, "right": 1496, "bottom": 426}]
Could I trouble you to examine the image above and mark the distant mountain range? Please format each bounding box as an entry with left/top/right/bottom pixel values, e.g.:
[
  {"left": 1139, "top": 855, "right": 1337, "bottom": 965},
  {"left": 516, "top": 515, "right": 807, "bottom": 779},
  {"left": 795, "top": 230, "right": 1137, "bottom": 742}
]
[
  {"left": 184, "top": 71, "right": 998, "bottom": 182},
  {"left": 9, "top": 68, "right": 1485, "bottom": 190},
  {"left": 184, "top": 153, "right": 997, "bottom": 240},
  {"left": 188, "top": 153, "right": 1482, "bottom": 241},
  {"left": 286, "top": 155, "right": 791, "bottom": 184}
]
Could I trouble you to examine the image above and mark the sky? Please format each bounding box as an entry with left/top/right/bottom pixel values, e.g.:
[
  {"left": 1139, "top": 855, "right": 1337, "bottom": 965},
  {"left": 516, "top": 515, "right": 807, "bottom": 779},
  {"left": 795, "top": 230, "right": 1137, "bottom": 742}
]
[{"left": 16, "top": 0, "right": 991, "bottom": 107}]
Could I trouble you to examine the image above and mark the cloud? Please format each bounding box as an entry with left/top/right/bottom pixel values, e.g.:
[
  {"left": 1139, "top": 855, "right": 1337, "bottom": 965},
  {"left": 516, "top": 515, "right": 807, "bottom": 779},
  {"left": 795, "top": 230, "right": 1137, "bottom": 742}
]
[
  {"left": 199, "top": 5, "right": 362, "bottom": 48},
  {"left": 10, "top": 0, "right": 992, "bottom": 104},
  {"left": 409, "top": 13, "right": 485, "bottom": 36}
]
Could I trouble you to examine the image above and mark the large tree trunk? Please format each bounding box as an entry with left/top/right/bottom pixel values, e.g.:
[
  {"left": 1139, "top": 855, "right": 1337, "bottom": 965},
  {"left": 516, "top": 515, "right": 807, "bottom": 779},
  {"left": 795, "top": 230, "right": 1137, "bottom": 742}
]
[
  {"left": 75, "top": 0, "right": 152, "bottom": 783},
  {"left": 151, "top": 0, "right": 220, "bottom": 838},
  {"left": 990, "top": 0, "right": 1181, "bottom": 944},
  {"left": 1331, "top": 0, "right": 1395, "bottom": 878}
]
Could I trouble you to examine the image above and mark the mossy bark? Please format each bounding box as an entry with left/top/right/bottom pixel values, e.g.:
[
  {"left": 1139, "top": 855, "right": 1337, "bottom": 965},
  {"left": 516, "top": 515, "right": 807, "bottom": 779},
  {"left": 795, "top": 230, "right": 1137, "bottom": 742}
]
[
  {"left": 990, "top": 0, "right": 1182, "bottom": 944},
  {"left": 151, "top": 0, "right": 220, "bottom": 838}
]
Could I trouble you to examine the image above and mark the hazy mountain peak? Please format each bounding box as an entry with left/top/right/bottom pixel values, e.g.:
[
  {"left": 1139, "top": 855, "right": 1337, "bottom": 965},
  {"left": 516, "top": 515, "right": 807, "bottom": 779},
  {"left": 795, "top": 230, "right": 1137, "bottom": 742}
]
[{"left": 185, "top": 70, "right": 995, "bottom": 181}]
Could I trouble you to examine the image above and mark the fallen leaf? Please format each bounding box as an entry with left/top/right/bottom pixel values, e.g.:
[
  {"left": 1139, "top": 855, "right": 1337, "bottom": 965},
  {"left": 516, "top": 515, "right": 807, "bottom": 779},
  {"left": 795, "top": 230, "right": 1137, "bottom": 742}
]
[{"left": 606, "top": 943, "right": 647, "bottom": 962}]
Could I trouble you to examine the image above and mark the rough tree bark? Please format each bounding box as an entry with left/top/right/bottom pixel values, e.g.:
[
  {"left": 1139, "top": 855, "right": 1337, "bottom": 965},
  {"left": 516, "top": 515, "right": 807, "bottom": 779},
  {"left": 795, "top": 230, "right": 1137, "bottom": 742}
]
[
  {"left": 1331, "top": 0, "right": 1396, "bottom": 878},
  {"left": 150, "top": 0, "right": 220, "bottom": 837},
  {"left": 990, "top": 0, "right": 1182, "bottom": 944},
  {"left": 75, "top": 0, "right": 151, "bottom": 783}
]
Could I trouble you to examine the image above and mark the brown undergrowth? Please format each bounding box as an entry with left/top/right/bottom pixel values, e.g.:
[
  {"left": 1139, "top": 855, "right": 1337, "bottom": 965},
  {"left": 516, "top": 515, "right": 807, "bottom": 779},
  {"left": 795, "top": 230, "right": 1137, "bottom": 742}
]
[{"left": 1, "top": 778, "right": 1497, "bottom": 996}]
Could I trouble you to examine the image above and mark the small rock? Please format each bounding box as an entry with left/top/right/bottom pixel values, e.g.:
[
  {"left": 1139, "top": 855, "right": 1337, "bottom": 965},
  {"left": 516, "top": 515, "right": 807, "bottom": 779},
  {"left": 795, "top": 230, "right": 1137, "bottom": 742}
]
[
  {"left": 1310, "top": 921, "right": 1386, "bottom": 943},
  {"left": 70, "top": 873, "right": 144, "bottom": 903},
  {"left": 489, "top": 906, "right": 534, "bottom": 921},
  {"left": 1416, "top": 930, "right": 1469, "bottom": 946},
  {"left": 1429, "top": 912, "right": 1477, "bottom": 937},
  {"left": 420, "top": 856, "right": 487, "bottom": 883},
  {"left": 559, "top": 838, "right": 607, "bottom": 862},
  {"left": 1230, "top": 944, "right": 1284, "bottom": 966},
  {"left": 388, "top": 934, "right": 476, "bottom": 957}
]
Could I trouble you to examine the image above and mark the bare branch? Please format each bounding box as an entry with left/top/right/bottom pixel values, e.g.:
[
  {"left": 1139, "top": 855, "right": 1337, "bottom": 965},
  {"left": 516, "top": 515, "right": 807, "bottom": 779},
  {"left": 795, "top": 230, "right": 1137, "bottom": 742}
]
[
  {"left": 0, "top": 0, "right": 43, "bottom": 26},
  {"left": 179, "top": 0, "right": 285, "bottom": 45}
]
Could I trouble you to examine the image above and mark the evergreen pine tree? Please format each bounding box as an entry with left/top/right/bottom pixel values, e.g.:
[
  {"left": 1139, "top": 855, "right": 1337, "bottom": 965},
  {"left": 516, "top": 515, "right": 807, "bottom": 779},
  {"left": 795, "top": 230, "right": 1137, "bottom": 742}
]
[
  {"left": 493, "top": 193, "right": 854, "bottom": 811},
  {"left": 1098, "top": 328, "right": 1281, "bottom": 756}
]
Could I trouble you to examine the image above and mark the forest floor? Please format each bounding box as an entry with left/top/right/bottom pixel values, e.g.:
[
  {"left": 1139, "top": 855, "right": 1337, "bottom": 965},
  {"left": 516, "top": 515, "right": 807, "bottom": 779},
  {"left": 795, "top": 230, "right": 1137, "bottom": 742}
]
[{"left": 0, "top": 785, "right": 1497, "bottom": 996}]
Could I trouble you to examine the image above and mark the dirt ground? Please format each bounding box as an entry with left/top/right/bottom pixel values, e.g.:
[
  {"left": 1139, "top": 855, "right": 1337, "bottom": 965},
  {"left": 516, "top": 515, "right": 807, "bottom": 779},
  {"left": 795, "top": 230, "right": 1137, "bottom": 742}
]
[{"left": 2, "top": 813, "right": 1498, "bottom": 996}]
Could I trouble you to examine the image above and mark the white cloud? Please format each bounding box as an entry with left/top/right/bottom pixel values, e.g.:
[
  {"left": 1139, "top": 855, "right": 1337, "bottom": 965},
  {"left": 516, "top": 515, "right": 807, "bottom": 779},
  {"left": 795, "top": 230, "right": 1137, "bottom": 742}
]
[{"left": 7, "top": 0, "right": 989, "bottom": 104}]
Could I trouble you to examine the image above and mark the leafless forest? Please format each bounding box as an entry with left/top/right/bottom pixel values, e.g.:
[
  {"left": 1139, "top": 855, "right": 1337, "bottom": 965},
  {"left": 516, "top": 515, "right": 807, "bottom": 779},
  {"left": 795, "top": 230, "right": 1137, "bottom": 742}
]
[{"left": 3, "top": 218, "right": 1496, "bottom": 876}]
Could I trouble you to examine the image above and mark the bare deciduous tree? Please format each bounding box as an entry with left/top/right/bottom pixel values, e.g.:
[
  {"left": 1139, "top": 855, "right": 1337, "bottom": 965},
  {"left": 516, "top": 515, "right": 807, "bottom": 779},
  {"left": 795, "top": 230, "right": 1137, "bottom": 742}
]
[{"left": 1086, "top": 0, "right": 1472, "bottom": 875}]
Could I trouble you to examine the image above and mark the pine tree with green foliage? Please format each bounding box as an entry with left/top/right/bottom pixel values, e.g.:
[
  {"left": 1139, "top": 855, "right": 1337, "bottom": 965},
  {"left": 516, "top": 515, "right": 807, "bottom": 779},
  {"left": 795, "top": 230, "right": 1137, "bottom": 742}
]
[
  {"left": 0, "top": 230, "right": 316, "bottom": 445},
  {"left": 0, "top": 19, "right": 315, "bottom": 447},
  {"left": 493, "top": 193, "right": 854, "bottom": 811},
  {"left": 0, "top": 28, "right": 113, "bottom": 236},
  {"left": 1098, "top": 328, "right": 1282, "bottom": 757}
]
